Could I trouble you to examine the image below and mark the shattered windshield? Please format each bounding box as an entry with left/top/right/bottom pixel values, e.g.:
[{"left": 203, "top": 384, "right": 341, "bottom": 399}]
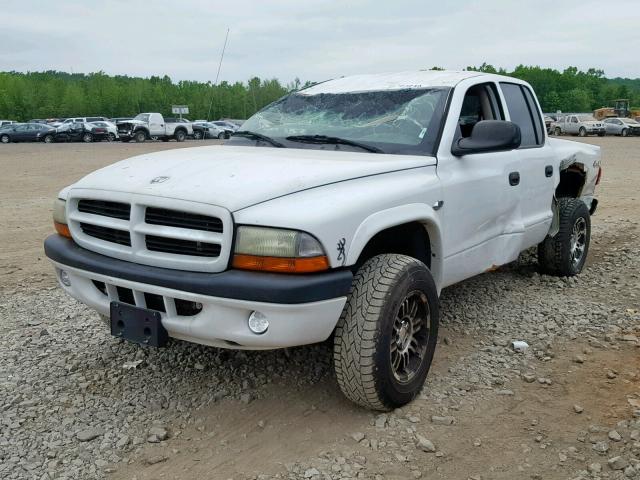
[{"left": 234, "top": 88, "right": 450, "bottom": 155}]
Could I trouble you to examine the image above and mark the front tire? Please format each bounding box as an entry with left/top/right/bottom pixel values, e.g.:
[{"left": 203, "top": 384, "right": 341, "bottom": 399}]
[
  {"left": 554, "top": 127, "right": 562, "bottom": 136},
  {"left": 538, "top": 197, "right": 591, "bottom": 276},
  {"left": 1, "top": 134, "right": 10, "bottom": 144},
  {"left": 193, "top": 130, "right": 203, "bottom": 140},
  {"left": 134, "top": 131, "right": 146, "bottom": 143},
  {"left": 217, "top": 132, "right": 225, "bottom": 139},
  {"left": 333, "top": 254, "right": 439, "bottom": 411},
  {"left": 578, "top": 127, "right": 587, "bottom": 137},
  {"left": 621, "top": 128, "right": 628, "bottom": 137}
]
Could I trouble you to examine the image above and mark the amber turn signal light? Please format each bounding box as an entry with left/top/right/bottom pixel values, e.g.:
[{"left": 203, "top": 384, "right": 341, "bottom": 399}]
[
  {"left": 232, "top": 254, "right": 329, "bottom": 273},
  {"left": 54, "top": 221, "right": 72, "bottom": 239}
]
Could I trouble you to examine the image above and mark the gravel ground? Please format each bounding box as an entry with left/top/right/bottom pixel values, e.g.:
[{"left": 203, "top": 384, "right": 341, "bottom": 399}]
[{"left": 1, "top": 139, "right": 639, "bottom": 479}]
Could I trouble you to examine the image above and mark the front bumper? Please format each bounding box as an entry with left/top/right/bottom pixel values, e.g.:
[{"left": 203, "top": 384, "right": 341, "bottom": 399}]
[{"left": 44, "top": 235, "right": 351, "bottom": 349}]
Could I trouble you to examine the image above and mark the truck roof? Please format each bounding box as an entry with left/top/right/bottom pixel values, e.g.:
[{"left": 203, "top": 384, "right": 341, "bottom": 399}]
[{"left": 300, "top": 70, "right": 487, "bottom": 95}]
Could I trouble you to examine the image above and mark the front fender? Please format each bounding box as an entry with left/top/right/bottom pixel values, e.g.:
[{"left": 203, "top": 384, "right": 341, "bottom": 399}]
[{"left": 346, "top": 203, "right": 444, "bottom": 291}]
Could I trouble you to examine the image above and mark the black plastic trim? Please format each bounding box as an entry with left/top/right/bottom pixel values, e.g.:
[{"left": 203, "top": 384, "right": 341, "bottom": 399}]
[{"left": 44, "top": 235, "right": 353, "bottom": 304}]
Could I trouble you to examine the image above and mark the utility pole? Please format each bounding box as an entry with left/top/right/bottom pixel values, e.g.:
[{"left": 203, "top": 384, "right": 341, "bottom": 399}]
[{"left": 207, "top": 27, "right": 230, "bottom": 121}]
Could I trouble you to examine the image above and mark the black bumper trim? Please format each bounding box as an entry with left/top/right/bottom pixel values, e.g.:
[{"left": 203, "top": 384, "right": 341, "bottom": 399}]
[{"left": 44, "top": 235, "right": 353, "bottom": 304}]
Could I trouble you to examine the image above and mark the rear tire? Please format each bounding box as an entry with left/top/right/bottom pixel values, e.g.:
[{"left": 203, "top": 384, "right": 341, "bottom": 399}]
[
  {"left": 333, "top": 254, "right": 439, "bottom": 411},
  {"left": 134, "top": 131, "right": 146, "bottom": 143},
  {"left": 175, "top": 130, "right": 186, "bottom": 142},
  {"left": 82, "top": 133, "right": 93, "bottom": 143},
  {"left": 554, "top": 127, "right": 562, "bottom": 136},
  {"left": 43, "top": 134, "right": 54, "bottom": 144},
  {"left": 107, "top": 133, "right": 116, "bottom": 141},
  {"left": 538, "top": 197, "right": 591, "bottom": 277},
  {"left": 217, "top": 132, "right": 225, "bottom": 139}
]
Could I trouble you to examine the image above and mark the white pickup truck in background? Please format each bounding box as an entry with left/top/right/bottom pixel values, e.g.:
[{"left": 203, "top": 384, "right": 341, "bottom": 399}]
[
  {"left": 117, "top": 113, "right": 192, "bottom": 142},
  {"left": 45, "top": 71, "right": 601, "bottom": 410}
]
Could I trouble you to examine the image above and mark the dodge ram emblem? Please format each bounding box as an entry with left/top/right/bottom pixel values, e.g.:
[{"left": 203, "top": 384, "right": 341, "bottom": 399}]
[{"left": 150, "top": 176, "right": 170, "bottom": 184}]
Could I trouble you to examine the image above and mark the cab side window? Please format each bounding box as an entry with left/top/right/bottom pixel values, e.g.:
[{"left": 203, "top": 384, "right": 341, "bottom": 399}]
[
  {"left": 457, "top": 83, "right": 504, "bottom": 138},
  {"left": 500, "top": 82, "right": 544, "bottom": 147}
]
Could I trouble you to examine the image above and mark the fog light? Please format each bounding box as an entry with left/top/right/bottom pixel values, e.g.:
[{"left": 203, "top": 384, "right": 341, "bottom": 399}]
[
  {"left": 248, "top": 311, "right": 269, "bottom": 334},
  {"left": 59, "top": 269, "right": 71, "bottom": 287}
]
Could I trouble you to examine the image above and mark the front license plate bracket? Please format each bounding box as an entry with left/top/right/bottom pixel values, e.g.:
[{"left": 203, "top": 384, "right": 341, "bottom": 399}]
[{"left": 110, "top": 302, "right": 168, "bottom": 347}]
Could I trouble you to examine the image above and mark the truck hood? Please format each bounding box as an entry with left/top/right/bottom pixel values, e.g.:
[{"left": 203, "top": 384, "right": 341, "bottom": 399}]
[{"left": 70, "top": 145, "right": 435, "bottom": 211}]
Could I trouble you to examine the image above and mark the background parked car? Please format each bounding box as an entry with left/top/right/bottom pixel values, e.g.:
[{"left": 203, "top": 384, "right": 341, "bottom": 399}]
[
  {"left": 212, "top": 120, "right": 239, "bottom": 133},
  {"left": 553, "top": 114, "right": 605, "bottom": 136},
  {"left": 191, "top": 121, "right": 228, "bottom": 139},
  {"left": 54, "top": 122, "right": 108, "bottom": 143},
  {"left": 0, "top": 123, "right": 57, "bottom": 143},
  {"left": 0, "top": 120, "right": 17, "bottom": 127},
  {"left": 602, "top": 117, "right": 640, "bottom": 136},
  {"left": 60, "top": 116, "right": 109, "bottom": 126},
  {"left": 89, "top": 121, "right": 119, "bottom": 141}
]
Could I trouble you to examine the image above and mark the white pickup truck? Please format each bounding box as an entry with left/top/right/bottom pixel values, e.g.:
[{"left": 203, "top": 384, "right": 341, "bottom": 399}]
[
  {"left": 45, "top": 71, "right": 601, "bottom": 410},
  {"left": 117, "top": 113, "right": 192, "bottom": 143}
]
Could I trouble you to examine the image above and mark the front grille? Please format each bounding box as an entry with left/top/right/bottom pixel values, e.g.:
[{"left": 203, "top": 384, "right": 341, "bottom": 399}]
[
  {"left": 146, "top": 235, "right": 221, "bottom": 257},
  {"left": 145, "top": 207, "right": 223, "bottom": 233},
  {"left": 80, "top": 223, "right": 131, "bottom": 246},
  {"left": 78, "top": 199, "right": 130, "bottom": 220},
  {"left": 70, "top": 195, "right": 230, "bottom": 272}
]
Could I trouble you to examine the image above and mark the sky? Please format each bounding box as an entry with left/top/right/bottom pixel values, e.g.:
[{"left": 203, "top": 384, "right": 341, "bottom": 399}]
[{"left": 1, "top": 0, "right": 639, "bottom": 84}]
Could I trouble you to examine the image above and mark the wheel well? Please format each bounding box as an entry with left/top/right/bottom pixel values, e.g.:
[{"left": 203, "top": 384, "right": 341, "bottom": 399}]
[
  {"left": 556, "top": 165, "right": 586, "bottom": 198},
  {"left": 355, "top": 222, "right": 431, "bottom": 270}
]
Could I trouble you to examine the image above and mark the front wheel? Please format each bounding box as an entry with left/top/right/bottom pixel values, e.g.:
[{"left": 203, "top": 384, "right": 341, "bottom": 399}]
[
  {"left": 538, "top": 197, "right": 591, "bottom": 276},
  {"left": 217, "top": 132, "right": 225, "bottom": 139},
  {"left": 193, "top": 130, "right": 203, "bottom": 140},
  {"left": 333, "top": 254, "right": 439, "bottom": 411},
  {"left": 1, "top": 134, "right": 10, "bottom": 144},
  {"left": 134, "top": 131, "right": 146, "bottom": 143},
  {"left": 621, "top": 128, "right": 628, "bottom": 137},
  {"left": 578, "top": 127, "right": 587, "bottom": 137},
  {"left": 554, "top": 127, "right": 562, "bottom": 136}
]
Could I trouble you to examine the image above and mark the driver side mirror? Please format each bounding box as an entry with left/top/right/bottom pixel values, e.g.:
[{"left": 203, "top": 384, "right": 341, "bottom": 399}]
[{"left": 451, "top": 120, "right": 521, "bottom": 156}]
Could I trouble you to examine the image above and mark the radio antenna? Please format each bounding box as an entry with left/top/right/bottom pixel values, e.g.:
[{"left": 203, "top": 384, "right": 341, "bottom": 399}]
[{"left": 208, "top": 27, "right": 230, "bottom": 120}]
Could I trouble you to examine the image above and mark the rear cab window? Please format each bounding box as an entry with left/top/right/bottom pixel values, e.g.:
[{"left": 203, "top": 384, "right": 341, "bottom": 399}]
[{"left": 499, "top": 82, "right": 544, "bottom": 147}]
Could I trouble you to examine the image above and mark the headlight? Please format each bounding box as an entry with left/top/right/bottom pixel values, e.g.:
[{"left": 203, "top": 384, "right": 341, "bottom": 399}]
[
  {"left": 53, "top": 198, "right": 71, "bottom": 238},
  {"left": 232, "top": 226, "right": 329, "bottom": 273}
]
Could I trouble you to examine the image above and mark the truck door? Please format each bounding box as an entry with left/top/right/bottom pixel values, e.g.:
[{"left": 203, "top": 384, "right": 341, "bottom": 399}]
[
  {"left": 436, "top": 81, "right": 523, "bottom": 287},
  {"left": 149, "top": 114, "right": 165, "bottom": 136},
  {"left": 498, "top": 82, "right": 555, "bottom": 249},
  {"left": 567, "top": 115, "right": 578, "bottom": 135}
]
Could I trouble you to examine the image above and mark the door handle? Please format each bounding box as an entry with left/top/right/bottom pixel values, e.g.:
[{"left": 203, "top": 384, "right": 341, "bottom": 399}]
[
  {"left": 545, "top": 165, "right": 553, "bottom": 177},
  {"left": 508, "top": 172, "right": 520, "bottom": 186}
]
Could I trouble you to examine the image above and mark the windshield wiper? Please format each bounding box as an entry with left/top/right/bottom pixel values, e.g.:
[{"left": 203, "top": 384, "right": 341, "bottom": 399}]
[
  {"left": 285, "top": 135, "right": 383, "bottom": 153},
  {"left": 233, "top": 130, "right": 285, "bottom": 148}
]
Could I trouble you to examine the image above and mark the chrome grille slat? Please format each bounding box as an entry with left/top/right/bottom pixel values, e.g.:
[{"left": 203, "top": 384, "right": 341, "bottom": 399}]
[
  {"left": 145, "top": 207, "right": 223, "bottom": 233},
  {"left": 78, "top": 199, "right": 131, "bottom": 220},
  {"left": 80, "top": 223, "right": 132, "bottom": 246}
]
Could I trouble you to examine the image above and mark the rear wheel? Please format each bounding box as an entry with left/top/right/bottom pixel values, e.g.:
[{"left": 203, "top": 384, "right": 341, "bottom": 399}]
[
  {"left": 82, "top": 133, "right": 93, "bottom": 143},
  {"left": 333, "top": 254, "right": 439, "bottom": 410},
  {"left": 621, "top": 128, "right": 628, "bottom": 137},
  {"left": 1, "top": 134, "right": 10, "bottom": 144},
  {"left": 43, "top": 134, "right": 54, "bottom": 144},
  {"left": 134, "top": 131, "right": 146, "bottom": 143},
  {"left": 107, "top": 133, "right": 116, "bottom": 141},
  {"left": 175, "top": 130, "right": 186, "bottom": 142},
  {"left": 217, "top": 132, "right": 225, "bottom": 139},
  {"left": 578, "top": 127, "right": 587, "bottom": 137},
  {"left": 554, "top": 127, "right": 562, "bottom": 136},
  {"left": 538, "top": 197, "right": 591, "bottom": 276}
]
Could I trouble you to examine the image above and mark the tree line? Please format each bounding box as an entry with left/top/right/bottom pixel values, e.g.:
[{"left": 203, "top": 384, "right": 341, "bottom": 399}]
[{"left": 0, "top": 66, "right": 638, "bottom": 122}]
